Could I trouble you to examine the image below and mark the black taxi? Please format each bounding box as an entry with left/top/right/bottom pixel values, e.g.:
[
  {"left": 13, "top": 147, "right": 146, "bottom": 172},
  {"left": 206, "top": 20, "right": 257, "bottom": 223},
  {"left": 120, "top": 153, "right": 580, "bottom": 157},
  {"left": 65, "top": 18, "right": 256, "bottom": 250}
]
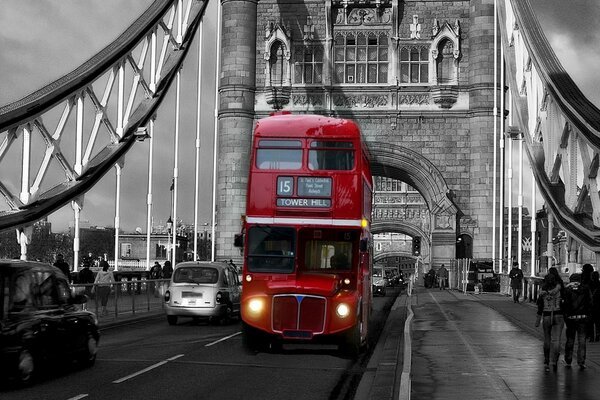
[{"left": 0, "top": 260, "right": 99, "bottom": 385}]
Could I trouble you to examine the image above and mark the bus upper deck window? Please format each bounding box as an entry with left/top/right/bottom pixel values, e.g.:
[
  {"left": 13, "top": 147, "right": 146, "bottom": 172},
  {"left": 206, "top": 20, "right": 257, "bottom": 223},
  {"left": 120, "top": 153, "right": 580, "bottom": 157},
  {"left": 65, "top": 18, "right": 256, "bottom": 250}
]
[
  {"left": 256, "top": 139, "right": 302, "bottom": 170},
  {"left": 308, "top": 141, "right": 355, "bottom": 171}
]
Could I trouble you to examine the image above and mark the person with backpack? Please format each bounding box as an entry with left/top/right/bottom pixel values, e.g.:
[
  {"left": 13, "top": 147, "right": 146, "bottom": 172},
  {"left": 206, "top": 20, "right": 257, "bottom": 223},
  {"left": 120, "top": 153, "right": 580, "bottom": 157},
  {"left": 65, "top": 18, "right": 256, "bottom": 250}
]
[
  {"left": 535, "top": 272, "right": 565, "bottom": 372},
  {"left": 563, "top": 265, "right": 594, "bottom": 369}
]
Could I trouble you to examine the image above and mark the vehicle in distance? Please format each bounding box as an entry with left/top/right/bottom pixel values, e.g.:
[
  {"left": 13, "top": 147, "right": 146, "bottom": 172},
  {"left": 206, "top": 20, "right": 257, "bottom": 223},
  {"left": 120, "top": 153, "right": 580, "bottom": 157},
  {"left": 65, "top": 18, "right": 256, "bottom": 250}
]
[
  {"left": 372, "top": 267, "right": 387, "bottom": 296},
  {"left": 0, "top": 259, "right": 99, "bottom": 385},
  {"left": 164, "top": 261, "right": 241, "bottom": 325}
]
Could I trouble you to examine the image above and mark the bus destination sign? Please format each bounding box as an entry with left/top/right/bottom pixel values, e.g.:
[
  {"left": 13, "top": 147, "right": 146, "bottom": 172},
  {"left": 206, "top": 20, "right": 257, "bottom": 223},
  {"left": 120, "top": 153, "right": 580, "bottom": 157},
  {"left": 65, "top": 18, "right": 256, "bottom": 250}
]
[{"left": 297, "top": 177, "right": 332, "bottom": 197}]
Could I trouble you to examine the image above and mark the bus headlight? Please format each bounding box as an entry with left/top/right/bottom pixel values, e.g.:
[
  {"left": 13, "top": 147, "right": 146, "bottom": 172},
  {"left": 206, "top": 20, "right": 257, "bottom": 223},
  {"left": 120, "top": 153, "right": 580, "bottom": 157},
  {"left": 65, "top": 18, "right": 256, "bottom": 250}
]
[
  {"left": 248, "top": 298, "right": 264, "bottom": 314},
  {"left": 336, "top": 303, "right": 350, "bottom": 318}
]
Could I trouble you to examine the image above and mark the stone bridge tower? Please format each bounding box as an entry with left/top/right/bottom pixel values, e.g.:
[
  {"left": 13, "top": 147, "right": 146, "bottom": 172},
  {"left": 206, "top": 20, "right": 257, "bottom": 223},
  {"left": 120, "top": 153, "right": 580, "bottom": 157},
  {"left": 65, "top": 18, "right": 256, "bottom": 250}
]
[{"left": 216, "top": 0, "right": 497, "bottom": 267}]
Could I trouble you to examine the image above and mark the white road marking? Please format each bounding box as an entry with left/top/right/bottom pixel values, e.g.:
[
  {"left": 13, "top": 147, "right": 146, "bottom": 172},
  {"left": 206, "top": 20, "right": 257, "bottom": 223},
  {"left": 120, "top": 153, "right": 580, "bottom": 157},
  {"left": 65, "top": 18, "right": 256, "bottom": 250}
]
[
  {"left": 67, "top": 395, "right": 88, "bottom": 400},
  {"left": 112, "top": 354, "right": 185, "bottom": 384},
  {"left": 204, "top": 331, "right": 241, "bottom": 347}
]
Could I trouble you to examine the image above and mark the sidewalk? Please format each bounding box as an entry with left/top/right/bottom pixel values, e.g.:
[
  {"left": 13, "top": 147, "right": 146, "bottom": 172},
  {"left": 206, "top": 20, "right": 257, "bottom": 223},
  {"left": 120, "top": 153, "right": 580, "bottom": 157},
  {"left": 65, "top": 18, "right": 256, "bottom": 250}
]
[{"left": 409, "top": 286, "right": 599, "bottom": 400}]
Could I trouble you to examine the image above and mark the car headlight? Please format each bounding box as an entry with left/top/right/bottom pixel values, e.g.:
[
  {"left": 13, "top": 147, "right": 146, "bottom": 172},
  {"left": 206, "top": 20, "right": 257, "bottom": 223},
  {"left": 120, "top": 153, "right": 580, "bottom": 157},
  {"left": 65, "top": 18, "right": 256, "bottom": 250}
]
[
  {"left": 336, "top": 303, "right": 350, "bottom": 318},
  {"left": 248, "top": 298, "right": 264, "bottom": 314}
]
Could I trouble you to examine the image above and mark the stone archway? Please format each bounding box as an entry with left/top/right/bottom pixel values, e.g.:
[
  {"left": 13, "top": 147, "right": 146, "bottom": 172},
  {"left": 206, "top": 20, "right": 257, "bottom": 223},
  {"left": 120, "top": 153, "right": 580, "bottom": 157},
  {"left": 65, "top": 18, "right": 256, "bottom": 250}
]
[{"left": 367, "top": 141, "right": 460, "bottom": 268}]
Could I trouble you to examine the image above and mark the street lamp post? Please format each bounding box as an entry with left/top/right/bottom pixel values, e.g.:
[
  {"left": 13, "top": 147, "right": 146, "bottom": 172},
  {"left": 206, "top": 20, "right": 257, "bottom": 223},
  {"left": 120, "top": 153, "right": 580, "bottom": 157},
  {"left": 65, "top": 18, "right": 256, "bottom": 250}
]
[{"left": 167, "top": 216, "right": 173, "bottom": 262}]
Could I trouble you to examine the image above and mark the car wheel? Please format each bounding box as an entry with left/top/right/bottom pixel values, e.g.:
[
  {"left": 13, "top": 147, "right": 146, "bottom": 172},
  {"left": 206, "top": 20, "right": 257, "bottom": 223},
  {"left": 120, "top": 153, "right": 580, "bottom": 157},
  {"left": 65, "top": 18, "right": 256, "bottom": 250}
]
[
  {"left": 221, "top": 304, "right": 234, "bottom": 325},
  {"left": 80, "top": 332, "right": 98, "bottom": 367},
  {"left": 16, "top": 349, "right": 35, "bottom": 385},
  {"left": 167, "top": 315, "right": 178, "bottom": 325}
]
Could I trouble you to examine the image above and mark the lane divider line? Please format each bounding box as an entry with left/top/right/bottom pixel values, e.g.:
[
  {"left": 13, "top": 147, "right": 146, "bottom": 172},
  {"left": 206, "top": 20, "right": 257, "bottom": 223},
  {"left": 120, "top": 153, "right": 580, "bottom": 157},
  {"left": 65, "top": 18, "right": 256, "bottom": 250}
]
[
  {"left": 113, "top": 354, "right": 184, "bottom": 384},
  {"left": 67, "top": 395, "right": 88, "bottom": 400},
  {"left": 205, "top": 331, "right": 241, "bottom": 347}
]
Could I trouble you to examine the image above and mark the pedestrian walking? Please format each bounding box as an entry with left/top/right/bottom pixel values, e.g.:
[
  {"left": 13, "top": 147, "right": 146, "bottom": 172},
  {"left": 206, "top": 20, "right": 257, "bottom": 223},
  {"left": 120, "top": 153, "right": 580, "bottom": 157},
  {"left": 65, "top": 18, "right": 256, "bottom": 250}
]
[
  {"left": 437, "top": 264, "right": 448, "bottom": 290},
  {"left": 94, "top": 260, "right": 115, "bottom": 316},
  {"left": 78, "top": 260, "right": 95, "bottom": 308},
  {"left": 53, "top": 253, "right": 71, "bottom": 282},
  {"left": 163, "top": 260, "right": 173, "bottom": 279},
  {"left": 563, "top": 264, "right": 593, "bottom": 370},
  {"left": 535, "top": 272, "right": 565, "bottom": 372},
  {"left": 149, "top": 261, "right": 163, "bottom": 296},
  {"left": 509, "top": 262, "right": 524, "bottom": 303},
  {"left": 590, "top": 270, "right": 600, "bottom": 342}
]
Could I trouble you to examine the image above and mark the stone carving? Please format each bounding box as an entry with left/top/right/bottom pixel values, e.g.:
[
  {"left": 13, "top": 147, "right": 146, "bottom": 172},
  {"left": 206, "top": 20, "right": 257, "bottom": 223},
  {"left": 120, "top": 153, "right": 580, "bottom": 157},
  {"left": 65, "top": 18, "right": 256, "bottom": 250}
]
[
  {"left": 333, "top": 94, "right": 388, "bottom": 108},
  {"left": 410, "top": 15, "right": 421, "bottom": 39},
  {"left": 434, "top": 213, "right": 456, "bottom": 230},
  {"left": 292, "top": 94, "right": 323, "bottom": 106},
  {"left": 399, "top": 94, "right": 429, "bottom": 105}
]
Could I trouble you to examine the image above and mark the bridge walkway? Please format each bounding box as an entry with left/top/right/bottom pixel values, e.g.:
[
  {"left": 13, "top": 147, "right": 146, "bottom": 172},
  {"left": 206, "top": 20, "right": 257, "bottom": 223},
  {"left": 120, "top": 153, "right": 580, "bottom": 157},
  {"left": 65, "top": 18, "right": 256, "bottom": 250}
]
[{"left": 410, "top": 286, "right": 600, "bottom": 400}]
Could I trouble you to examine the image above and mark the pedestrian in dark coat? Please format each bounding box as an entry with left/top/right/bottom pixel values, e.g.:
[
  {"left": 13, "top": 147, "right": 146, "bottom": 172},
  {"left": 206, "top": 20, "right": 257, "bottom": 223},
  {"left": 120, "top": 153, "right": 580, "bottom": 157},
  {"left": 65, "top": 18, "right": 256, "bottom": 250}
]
[
  {"left": 563, "top": 265, "right": 593, "bottom": 369},
  {"left": 54, "top": 253, "right": 71, "bottom": 282},
  {"left": 509, "top": 262, "right": 524, "bottom": 303},
  {"left": 78, "top": 261, "right": 95, "bottom": 299},
  {"left": 590, "top": 270, "right": 600, "bottom": 342},
  {"left": 163, "top": 260, "right": 173, "bottom": 279}
]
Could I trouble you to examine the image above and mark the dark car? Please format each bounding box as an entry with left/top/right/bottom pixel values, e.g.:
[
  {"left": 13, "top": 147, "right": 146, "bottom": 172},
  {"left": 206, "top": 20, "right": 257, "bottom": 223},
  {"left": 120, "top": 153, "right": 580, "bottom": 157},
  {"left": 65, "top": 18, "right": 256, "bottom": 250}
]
[{"left": 0, "top": 260, "right": 99, "bottom": 385}]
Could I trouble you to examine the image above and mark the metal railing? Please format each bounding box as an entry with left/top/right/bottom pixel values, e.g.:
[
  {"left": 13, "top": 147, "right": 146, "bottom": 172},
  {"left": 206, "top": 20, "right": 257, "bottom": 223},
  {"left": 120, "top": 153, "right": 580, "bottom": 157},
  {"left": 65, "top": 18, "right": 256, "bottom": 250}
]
[{"left": 70, "top": 278, "right": 170, "bottom": 321}]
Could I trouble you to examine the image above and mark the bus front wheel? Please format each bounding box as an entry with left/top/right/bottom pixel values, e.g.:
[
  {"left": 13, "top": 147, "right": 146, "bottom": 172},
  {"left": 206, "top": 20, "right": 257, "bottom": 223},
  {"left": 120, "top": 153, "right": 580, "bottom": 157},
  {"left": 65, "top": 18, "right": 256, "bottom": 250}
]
[
  {"left": 340, "top": 321, "right": 362, "bottom": 358},
  {"left": 242, "top": 322, "right": 267, "bottom": 353}
]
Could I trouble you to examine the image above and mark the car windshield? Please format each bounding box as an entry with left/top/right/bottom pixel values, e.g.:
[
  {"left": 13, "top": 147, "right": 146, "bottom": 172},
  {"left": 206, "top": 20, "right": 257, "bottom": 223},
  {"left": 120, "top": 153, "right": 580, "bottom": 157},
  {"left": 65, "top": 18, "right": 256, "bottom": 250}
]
[{"left": 173, "top": 267, "right": 219, "bottom": 284}]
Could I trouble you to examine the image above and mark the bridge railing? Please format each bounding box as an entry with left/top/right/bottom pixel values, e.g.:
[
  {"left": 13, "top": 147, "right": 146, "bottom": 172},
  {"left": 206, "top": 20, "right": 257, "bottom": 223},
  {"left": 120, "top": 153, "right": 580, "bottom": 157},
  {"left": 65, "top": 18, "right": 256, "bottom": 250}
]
[{"left": 70, "top": 279, "right": 170, "bottom": 322}]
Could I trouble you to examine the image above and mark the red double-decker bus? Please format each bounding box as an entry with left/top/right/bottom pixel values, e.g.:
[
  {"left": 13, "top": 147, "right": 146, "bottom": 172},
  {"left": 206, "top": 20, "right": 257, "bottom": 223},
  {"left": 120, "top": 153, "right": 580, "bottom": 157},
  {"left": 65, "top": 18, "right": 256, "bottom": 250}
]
[{"left": 237, "top": 113, "right": 373, "bottom": 356}]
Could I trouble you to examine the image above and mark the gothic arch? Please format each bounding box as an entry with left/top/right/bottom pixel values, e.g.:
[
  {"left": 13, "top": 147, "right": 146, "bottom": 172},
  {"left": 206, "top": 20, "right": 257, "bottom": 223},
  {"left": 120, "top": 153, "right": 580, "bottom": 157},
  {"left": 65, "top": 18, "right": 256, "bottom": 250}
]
[
  {"left": 372, "top": 221, "right": 430, "bottom": 248},
  {"left": 263, "top": 22, "right": 292, "bottom": 87},
  {"left": 373, "top": 251, "right": 415, "bottom": 263},
  {"left": 430, "top": 20, "right": 461, "bottom": 85},
  {"left": 367, "top": 141, "right": 459, "bottom": 217}
]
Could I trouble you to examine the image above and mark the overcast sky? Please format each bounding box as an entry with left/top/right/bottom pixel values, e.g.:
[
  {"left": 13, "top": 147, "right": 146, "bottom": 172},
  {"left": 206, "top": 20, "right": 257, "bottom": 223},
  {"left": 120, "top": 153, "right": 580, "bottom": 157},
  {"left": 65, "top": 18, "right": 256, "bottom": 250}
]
[{"left": 0, "top": 0, "right": 598, "bottom": 232}]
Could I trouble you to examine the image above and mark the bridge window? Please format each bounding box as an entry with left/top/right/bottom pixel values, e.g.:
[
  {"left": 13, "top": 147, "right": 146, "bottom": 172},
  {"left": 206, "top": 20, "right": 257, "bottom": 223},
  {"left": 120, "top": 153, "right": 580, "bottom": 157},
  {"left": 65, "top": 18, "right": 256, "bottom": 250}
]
[
  {"left": 156, "top": 243, "right": 167, "bottom": 259},
  {"left": 399, "top": 46, "right": 429, "bottom": 84},
  {"left": 120, "top": 243, "right": 132, "bottom": 258},
  {"left": 294, "top": 45, "right": 323, "bottom": 84},
  {"left": 334, "top": 32, "right": 389, "bottom": 84},
  {"left": 256, "top": 139, "right": 302, "bottom": 170},
  {"left": 308, "top": 141, "right": 355, "bottom": 170}
]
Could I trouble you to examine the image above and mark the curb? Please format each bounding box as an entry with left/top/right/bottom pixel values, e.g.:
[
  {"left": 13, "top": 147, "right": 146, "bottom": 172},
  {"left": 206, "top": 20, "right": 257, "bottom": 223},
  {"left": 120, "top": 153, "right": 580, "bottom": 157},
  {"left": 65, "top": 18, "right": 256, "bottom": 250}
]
[{"left": 354, "top": 293, "right": 408, "bottom": 400}]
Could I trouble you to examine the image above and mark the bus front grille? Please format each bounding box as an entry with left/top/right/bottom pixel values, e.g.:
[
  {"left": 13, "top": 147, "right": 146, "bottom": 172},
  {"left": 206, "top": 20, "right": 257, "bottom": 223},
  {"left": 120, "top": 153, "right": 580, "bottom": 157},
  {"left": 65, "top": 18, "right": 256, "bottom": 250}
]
[{"left": 272, "top": 295, "right": 326, "bottom": 335}]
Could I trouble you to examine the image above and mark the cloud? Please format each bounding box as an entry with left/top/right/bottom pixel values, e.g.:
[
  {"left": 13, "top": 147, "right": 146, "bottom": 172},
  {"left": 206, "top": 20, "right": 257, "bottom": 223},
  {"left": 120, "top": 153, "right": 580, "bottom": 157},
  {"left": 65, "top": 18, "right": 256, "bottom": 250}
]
[{"left": 546, "top": 33, "right": 600, "bottom": 106}]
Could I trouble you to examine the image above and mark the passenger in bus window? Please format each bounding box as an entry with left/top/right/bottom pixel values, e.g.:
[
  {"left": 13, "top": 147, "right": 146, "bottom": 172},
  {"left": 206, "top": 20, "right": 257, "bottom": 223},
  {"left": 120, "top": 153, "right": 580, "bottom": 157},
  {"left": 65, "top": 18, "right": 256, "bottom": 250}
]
[{"left": 330, "top": 251, "right": 349, "bottom": 270}]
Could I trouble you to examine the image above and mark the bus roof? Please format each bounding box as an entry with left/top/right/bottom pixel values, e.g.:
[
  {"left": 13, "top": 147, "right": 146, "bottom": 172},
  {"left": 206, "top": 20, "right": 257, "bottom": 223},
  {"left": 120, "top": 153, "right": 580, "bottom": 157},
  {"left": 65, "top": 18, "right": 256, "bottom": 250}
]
[{"left": 254, "top": 114, "right": 361, "bottom": 140}]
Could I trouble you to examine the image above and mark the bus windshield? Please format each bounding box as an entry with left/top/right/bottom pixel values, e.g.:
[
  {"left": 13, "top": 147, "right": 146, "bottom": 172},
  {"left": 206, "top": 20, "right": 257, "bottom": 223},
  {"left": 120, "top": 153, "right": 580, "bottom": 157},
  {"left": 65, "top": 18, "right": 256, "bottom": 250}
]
[
  {"left": 247, "top": 227, "right": 296, "bottom": 273},
  {"left": 303, "top": 240, "right": 353, "bottom": 271}
]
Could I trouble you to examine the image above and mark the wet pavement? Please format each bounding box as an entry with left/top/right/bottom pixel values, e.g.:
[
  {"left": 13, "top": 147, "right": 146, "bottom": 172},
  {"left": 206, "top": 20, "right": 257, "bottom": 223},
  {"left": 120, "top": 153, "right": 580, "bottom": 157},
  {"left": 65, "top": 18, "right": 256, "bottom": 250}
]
[{"left": 410, "top": 287, "right": 600, "bottom": 400}]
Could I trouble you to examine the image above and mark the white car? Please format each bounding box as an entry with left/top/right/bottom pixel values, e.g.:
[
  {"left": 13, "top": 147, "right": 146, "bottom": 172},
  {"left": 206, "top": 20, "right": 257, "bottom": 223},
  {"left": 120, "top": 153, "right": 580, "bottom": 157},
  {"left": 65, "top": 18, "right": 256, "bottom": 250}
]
[{"left": 164, "top": 261, "right": 241, "bottom": 325}]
